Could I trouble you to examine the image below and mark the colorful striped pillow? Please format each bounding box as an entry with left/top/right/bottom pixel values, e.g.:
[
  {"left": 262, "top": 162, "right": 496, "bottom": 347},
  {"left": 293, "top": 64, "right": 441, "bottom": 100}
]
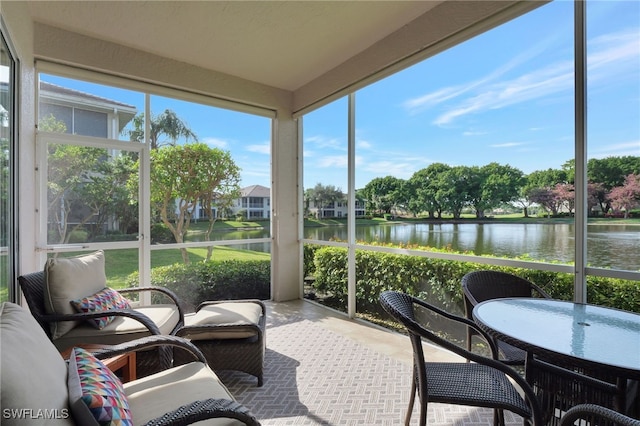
[
  {"left": 67, "top": 347, "right": 133, "bottom": 426},
  {"left": 71, "top": 287, "right": 131, "bottom": 329}
]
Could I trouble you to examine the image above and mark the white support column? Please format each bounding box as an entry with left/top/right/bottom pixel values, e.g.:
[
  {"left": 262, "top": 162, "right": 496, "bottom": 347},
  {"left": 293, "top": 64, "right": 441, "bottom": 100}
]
[
  {"left": 347, "top": 93, "right": 357, "bottom": 318},
  {"left": 139, "top": 93, "right": 151, "bottom": 305},
  {"left": 271, "top": 111, "right": 302, "bottom": 302}
]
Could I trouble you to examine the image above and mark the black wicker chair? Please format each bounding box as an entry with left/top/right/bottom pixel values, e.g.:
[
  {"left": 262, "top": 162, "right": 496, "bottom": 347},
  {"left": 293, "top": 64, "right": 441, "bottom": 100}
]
[
  {"left": 18, "top": 270, "right": 184, "bottom": 377},
  {"left": 379, "top": 290, "right": 543, "bottom": 426},
  {"left": 560, "top": 404, "right": 640, "bottom": 426},
  {"left": 462, "top": 270, "right": 552, "bottom": 365}
]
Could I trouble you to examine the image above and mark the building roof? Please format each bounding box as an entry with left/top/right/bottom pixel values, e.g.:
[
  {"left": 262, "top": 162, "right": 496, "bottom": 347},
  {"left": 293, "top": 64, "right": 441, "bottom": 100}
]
[
  {"left": 40, "top": 81, "right": 136, "bottom": 110},
  {"left": 241, "top": 185, "right": 271, "bottom": 198}
]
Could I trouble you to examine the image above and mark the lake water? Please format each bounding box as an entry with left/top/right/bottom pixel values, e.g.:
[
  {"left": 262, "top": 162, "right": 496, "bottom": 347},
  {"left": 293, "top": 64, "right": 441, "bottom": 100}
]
[{"left": 209, "top": 223, "right": 640, "bottom": 271}]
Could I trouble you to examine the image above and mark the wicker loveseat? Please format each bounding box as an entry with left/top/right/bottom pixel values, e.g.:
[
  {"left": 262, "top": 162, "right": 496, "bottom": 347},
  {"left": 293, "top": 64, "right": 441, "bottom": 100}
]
[{"left": 0, "top": 301, "right": 260, "bottom": 425}]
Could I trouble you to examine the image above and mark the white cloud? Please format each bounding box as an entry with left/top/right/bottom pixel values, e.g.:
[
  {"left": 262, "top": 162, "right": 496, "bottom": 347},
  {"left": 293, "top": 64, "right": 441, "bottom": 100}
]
[
  {"left": 357, "top": 139, "right": 373, "bottom": 149},
  {"left": 463, "top": 130, "right": 488, "bottom": 136},
  {"left": 317, "top": 155, "right": 348, "bottom": 168},
  {"left": 245, "top": 141, "right": 270, "bottom": 155},
  {"left": 359, "top": 152, "right": 433, "bottom": 180},
  {"left": 403, "top": 28, "right": 639, "bottom": 126},
  {"left": 202, "top": 137, "right": 229, "bottom": 148},
  {"left": 403, "top": 36, "right": 554, "bottom": 115},
  {"left": 490, "top": 142, "right": 527, "bottom": 148},
  {"left": 434, "top": 60, "right": 574, "bottom": 125},
  {"left": 589, "top": 140, "right": 640, "bottom": 158},
  {"left": 361, "top": 160, "right": 417, "bottom": 179},
  {"left": 305, "top": 135, "right": 345, "bottom": 151}
]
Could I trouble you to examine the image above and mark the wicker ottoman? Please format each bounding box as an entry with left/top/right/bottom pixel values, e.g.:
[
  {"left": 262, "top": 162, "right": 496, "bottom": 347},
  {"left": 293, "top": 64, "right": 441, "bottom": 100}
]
[{"left": 174, "top": 300, "right": 266, "bottom": 386}]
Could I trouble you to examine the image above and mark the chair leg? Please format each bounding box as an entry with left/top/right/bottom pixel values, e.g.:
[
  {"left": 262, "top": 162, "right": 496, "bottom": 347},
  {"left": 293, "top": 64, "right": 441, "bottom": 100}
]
[
  {"left": 466, "top": 327, "right": 472, "bottom": 363},
  {"left": 405, "top": 375, "right": 417, "bottom": 426},
  {"left": 493, "top": 408, "right": 506, "bottom": 426},
  {"left": 418, "top": 393, "right": 428, "bottom": 426}
]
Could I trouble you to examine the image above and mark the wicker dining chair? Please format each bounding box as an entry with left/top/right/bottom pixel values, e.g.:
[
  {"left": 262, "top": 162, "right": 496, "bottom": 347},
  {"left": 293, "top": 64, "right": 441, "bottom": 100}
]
[
  {"left": 379, "top": 291, "right": 543, "bottom": 426},
  {"left": 560, "top": 404, "right": 640, "bottom": 426},
  {"left": 462, "top": 270, "right": 552, "bottom": 365}
]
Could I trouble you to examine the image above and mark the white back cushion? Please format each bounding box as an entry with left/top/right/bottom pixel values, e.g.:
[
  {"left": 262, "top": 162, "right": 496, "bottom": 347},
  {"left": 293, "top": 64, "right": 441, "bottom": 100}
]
[{"left": 44, "top": 250, "right": 107, "bottom": 339}]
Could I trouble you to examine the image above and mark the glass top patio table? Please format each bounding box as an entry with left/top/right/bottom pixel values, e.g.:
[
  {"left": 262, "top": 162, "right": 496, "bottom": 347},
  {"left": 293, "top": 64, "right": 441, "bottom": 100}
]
[{"left": 472, "top": 298, "right": 640, "bottom": 377}]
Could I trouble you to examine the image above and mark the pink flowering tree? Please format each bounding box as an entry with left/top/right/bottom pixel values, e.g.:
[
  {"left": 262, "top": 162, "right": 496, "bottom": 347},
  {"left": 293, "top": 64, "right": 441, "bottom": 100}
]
[
  {"left": 553, "top": 183, "right": 575, "bottom": 215},
  {"left": 607, "top": 174, "right": 640, "bottom": 218}
]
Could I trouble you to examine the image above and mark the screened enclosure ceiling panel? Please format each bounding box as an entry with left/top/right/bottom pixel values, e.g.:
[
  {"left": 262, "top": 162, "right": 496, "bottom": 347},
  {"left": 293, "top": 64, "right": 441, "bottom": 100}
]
[{"left": 24, "top": 1, "right": 542, "bottom": 93}]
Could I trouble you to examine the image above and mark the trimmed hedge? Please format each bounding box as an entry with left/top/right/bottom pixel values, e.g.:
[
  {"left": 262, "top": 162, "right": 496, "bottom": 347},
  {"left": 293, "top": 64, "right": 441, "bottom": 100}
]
[
  {"left": 307, "top": 244, "right": 640, "bottom": 315},
  {"left": 126, "top": 259, "right": 270, "bottom": 312}
]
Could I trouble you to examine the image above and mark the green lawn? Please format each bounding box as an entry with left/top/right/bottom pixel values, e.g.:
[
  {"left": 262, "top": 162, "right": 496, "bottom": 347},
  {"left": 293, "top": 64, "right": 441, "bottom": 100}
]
[{"left": 102, "top": 246, "right": 269, "bottom": 288}]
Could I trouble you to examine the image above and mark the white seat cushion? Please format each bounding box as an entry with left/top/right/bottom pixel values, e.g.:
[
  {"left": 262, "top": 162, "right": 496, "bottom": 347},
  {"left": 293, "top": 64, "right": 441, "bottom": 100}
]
[
  {"left": 182, "top": 302, "right": 263, "bottom": 340},
  {"left": 124, "top": 362, "right": 245, "bottom": 425},
  {"left": 52, "top": 304, "right": 180, "bottom": 349}
]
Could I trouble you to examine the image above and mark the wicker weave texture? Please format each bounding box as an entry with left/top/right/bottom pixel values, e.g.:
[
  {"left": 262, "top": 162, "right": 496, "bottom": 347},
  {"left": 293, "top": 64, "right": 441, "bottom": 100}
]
[{"left": 174, "top": 303, "right": 266, "bottom": 387}]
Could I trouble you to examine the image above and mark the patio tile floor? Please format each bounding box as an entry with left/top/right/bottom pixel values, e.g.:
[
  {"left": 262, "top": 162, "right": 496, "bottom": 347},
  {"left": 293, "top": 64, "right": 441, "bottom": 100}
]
[{"left": 219, "top": 299, "right": 525, "bottom": 425}]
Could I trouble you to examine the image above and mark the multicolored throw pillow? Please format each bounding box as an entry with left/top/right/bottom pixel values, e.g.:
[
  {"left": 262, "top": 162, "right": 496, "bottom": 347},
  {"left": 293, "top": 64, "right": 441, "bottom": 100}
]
[
  {"left": 71, "top": 287, "right": 131, "bottom": 329},
  {"left": 67, "top": 347, "right": 133, "bottom": 426}
]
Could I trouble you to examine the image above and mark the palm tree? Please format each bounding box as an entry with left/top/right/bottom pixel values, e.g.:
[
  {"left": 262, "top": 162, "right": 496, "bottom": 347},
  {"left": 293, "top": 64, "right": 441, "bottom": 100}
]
[{"left": 127, "top": 109, "right": 197, "bottom": 149}]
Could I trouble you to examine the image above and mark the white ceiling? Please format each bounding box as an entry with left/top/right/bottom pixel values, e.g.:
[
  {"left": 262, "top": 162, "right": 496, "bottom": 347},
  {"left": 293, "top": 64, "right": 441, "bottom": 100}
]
[{"left": 26, "top": 1, "right": 442, "bottom": 91}]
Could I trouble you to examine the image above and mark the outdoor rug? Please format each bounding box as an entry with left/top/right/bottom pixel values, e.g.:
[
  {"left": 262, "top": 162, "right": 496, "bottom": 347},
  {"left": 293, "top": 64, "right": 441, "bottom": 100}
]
[{"left": 219, "top": 311, "right": 525, "bottom": 425}]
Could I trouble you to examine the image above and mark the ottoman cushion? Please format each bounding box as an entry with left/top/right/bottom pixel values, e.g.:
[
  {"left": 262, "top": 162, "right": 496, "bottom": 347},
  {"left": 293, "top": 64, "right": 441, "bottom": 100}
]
[{"left": 182, "top": 303, "right": 263, "bottom": 340}]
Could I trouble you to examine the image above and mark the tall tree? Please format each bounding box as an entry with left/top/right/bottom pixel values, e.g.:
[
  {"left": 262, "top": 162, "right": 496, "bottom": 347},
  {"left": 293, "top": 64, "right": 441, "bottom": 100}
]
[
  {"left": 588, "top": 156, "right": 640, "bottom": 190},
  {"left": 440, "top": 166, "right": 473, "bottom": 219},
  {"left": 360, "top": 176, "right": 405, "bottom": 215},
  {"left": 467, "top": 163, "right": 524, "bottom": 218},
  {"left": 409, "top": 163, "right": 451, "bottom": 218},
  {"left": 139, "top": 143, "right": 241, "bottom": 263},
  {"left": 512, "top": 175, "right": 536, "bottom": 218}
]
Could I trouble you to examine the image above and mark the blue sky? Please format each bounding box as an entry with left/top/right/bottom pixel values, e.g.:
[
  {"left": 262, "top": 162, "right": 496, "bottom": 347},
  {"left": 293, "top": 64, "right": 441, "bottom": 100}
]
[
  {"left": 42, "top": 1, "right": 639, "bottom": 192},
  {"left": 303, "top": 0, "right": 639, "bottom": 190}
]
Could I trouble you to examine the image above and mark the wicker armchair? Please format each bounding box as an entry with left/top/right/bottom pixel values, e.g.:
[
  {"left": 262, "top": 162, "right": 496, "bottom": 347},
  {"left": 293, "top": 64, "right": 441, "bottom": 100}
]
[
  {"left": 1, "top": 301, "right": 260, "bottom": 426},
  {"left": 379, "top": 291, "right": 543, "bottom": 426},
  {"left": 560, "top": 404, "right": 640, "bottom": 426},
  {"left": 18, "top": 270, "right": 184, "bottom": 377},
  {"left": 462, "top": 270, "right": 552, "bottom": 365}
]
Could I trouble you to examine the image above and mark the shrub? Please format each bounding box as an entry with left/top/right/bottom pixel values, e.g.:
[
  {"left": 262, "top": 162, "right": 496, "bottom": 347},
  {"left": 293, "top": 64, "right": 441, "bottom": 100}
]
[
  {"left": 126, "top": 259, "right": 270, "bottom": 312},
  {"left": 308, "top": 245, "right": 639, "bottom": 315},
  {"left": 68, "top": 228, "right": 89, "bottom": 243},
  {"left": 151, "top": 223, "right": 174, "bottom": 244}
]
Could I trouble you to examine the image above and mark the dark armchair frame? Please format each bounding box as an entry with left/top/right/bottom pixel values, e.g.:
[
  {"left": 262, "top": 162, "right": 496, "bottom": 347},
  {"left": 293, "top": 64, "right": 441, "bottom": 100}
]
[
  {"left": 559, "top": 404, "right": 640, "bottom": 426},
  {"left": 18, "top": 270, "right": 185, "bottom": 376}
]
